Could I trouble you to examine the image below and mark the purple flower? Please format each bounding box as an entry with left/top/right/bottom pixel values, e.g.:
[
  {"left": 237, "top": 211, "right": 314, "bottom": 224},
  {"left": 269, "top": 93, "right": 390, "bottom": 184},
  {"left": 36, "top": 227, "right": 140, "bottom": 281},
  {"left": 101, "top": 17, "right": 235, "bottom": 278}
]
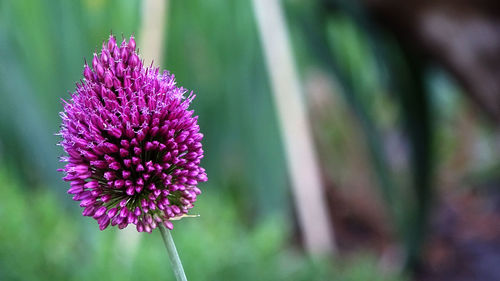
[{"left": 59, "top": 35, "right": 207, "bottom": 232}]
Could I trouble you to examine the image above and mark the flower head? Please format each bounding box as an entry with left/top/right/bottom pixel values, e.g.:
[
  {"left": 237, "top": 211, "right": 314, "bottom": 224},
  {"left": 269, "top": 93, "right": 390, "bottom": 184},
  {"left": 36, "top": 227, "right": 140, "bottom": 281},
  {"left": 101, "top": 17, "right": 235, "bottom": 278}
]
[{"left": 59, "top": 35, "right": 207, "bottom": 232}]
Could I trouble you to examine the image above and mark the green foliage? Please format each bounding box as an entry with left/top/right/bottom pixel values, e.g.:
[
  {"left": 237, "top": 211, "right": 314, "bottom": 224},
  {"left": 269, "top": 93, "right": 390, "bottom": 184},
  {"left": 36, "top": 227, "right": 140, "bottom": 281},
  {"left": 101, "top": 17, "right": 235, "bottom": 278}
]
[{"left": 0, "top": 167, "right": 404, "bottom": 281}]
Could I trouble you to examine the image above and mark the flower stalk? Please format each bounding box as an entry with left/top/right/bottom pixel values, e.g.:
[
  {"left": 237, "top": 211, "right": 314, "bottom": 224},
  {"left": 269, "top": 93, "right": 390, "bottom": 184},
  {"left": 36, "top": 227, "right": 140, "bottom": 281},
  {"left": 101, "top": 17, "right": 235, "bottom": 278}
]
[{"left": 159, "top": 225, "right": 188, "bottom": 281}]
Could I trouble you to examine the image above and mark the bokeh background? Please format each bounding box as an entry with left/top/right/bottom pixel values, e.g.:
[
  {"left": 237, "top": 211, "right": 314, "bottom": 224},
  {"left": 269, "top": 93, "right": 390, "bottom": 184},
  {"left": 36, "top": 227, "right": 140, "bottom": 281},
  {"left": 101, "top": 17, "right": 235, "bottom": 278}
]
[{"left": 1, "top": 0, "right": 500, "bottom": 280}]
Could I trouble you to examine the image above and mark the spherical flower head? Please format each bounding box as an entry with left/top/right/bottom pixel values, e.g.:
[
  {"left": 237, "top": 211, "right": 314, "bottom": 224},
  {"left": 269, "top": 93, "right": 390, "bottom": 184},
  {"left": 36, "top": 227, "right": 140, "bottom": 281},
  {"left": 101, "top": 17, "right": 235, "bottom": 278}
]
[{"left": 59, "top": 35, "right": 207, "bottom": 232}]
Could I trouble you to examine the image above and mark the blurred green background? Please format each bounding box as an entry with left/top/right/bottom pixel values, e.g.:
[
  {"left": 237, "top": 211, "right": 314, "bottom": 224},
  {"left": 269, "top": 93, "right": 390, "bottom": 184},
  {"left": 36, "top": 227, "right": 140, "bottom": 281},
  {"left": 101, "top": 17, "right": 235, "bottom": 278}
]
[{"left": 1, "top": 0, "right": 499, "bottom": 280}]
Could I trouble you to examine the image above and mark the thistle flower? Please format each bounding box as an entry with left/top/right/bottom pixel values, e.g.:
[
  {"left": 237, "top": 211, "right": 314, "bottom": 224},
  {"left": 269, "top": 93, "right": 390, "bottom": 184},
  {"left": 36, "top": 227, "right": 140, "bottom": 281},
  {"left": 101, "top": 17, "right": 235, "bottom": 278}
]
[{"left": 59, "top": 35, "right": 207, "bottom": 232}]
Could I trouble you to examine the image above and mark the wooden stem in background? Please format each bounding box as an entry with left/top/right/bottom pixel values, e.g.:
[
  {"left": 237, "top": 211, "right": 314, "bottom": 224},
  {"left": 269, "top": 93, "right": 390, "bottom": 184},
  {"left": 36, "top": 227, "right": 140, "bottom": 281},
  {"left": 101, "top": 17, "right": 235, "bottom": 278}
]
[{"left": 252, "top": 0, "right": 337, "bottom": 255}]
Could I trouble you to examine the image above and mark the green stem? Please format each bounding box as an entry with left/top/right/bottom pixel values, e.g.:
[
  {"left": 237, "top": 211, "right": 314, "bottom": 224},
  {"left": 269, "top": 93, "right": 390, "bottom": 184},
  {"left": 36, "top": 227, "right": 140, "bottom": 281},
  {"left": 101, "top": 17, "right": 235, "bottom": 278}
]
[{"left": 159, "top": 225, "right": 188, "bottom": 281}]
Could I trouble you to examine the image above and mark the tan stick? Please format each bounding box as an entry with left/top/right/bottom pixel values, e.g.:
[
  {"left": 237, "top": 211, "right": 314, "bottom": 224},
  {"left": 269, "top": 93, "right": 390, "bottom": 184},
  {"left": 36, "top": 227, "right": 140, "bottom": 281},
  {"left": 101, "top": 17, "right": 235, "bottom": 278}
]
[
  {"left": 252, "top": 0, "right": 337, "bottom": 254},
  {"left": 139, "top": 0, "right": 169, "bottom": 66}
]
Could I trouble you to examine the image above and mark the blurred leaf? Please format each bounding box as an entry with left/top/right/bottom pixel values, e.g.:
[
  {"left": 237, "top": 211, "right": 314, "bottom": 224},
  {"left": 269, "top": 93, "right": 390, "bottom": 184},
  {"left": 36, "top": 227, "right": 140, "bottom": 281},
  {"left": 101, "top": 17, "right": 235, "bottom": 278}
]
[
  {"left": 291, "top": 0, "right": 435, "bottom": 271},
  {"left": 382, "top": 41, "right": 434, "bottom": 270}
]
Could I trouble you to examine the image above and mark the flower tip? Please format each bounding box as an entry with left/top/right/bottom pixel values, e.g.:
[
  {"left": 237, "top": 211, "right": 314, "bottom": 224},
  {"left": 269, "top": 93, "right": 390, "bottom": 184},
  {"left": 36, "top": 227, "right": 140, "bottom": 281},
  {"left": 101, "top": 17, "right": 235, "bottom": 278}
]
[
  {"left": 164, "top": 220, "right": 174, "bottom": 230},
  {"left": 137, "top": 223, "right": 144, "bottom": 232},
  {"left": 83, "top": 64, "right": 93, "bottom": 81},
  {"left": 104, "top": 71, "right": 113, "bottom": 88},
  {"left": 128, "top": 36, "right": 136, "bottom": 50},
  {"left": 107, "top": 34, "right": 116, "bottom": 50},
  {"left": 92, "top": 53, "right": 99, "bottom": 69},
  {"left": 131, "top": 53, "right": 141, "bottom": 67}
]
